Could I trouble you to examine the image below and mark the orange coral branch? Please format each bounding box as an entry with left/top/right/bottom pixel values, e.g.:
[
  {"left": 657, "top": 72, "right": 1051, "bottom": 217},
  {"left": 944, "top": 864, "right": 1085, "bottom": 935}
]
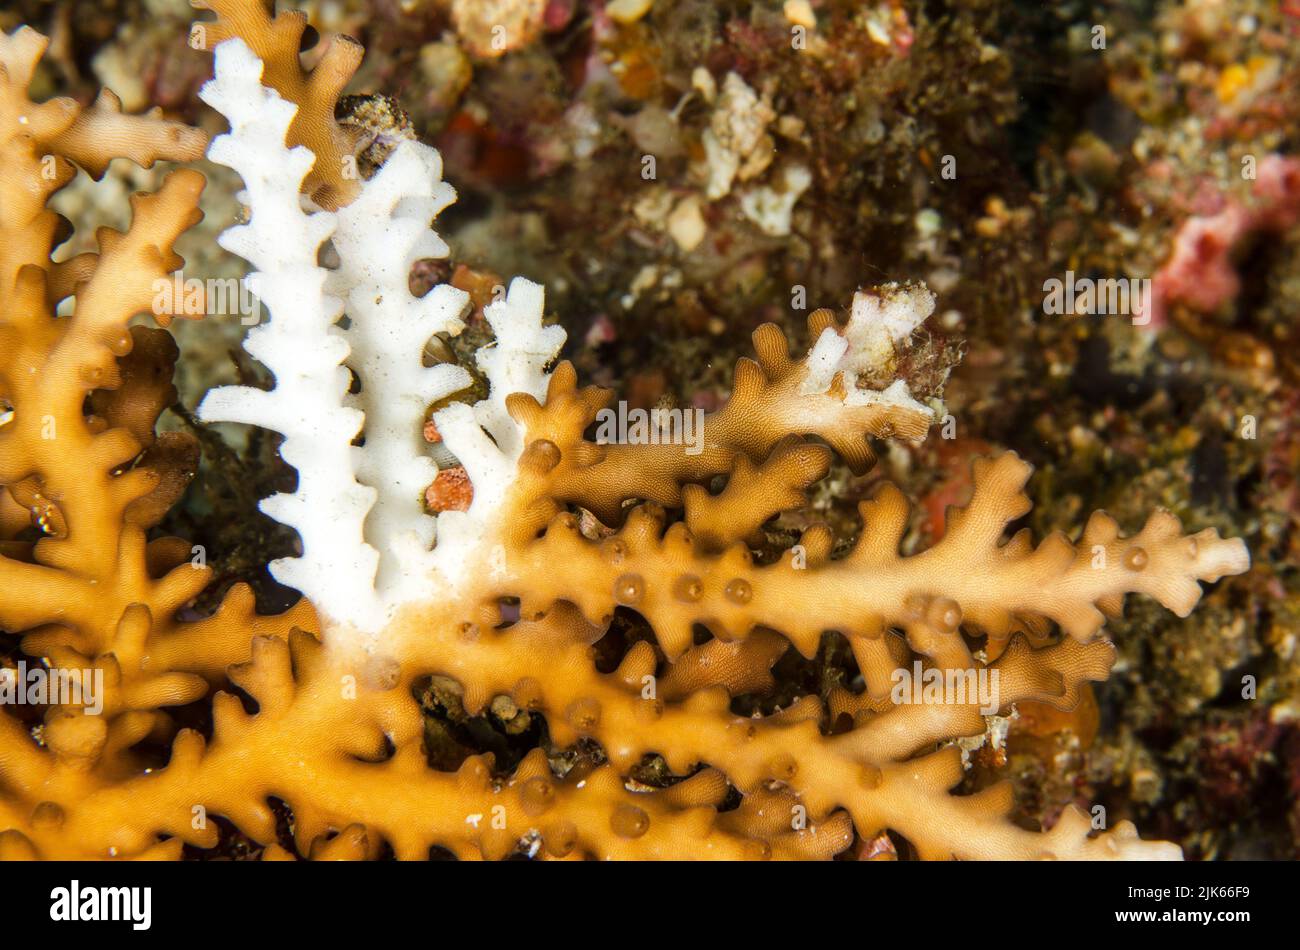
[{"left": 192, "top": 0, "right": 362, "bottom": 209}]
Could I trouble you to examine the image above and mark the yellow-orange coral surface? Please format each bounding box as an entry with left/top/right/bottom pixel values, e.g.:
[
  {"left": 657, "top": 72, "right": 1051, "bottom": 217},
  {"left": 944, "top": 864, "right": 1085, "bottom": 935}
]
[{"left": 0, "top": 1, "right": 1250, "bottom": 862}]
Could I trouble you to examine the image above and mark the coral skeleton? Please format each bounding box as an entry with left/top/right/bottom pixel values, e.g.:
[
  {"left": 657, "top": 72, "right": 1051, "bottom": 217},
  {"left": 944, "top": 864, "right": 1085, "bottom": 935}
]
[{"left": 0, "top": 3, "right": 1251, "bottom": 861}]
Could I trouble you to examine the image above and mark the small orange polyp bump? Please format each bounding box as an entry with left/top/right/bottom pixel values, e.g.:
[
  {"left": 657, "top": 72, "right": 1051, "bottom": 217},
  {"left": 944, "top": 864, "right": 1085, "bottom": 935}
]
[
  {"left": 610, "top": 804, "right": 649, "bottom": 839},
  {"left": 105, "top": 331, "right": 132, "bottom": 356},
  {"left": 860, "top": 765, "right": 883, "bottom": 789},
  {"left": 520, "top": 777, "right": 555, "bottom": 816},
  {"left": 522, "top": 438, "right": 561, "bottom": 471},
  {"left": 603, "top": 539, "right": 628, "bottom": 564},
  {"left": 927, "top": 597, "right": 962, "bottom": 632},
  {"left": 1124, "top": 546, "right": 1149, "bottom": 571},
  {"left": 30, "top": 801, "right": 64, "bottom": 830},
  {"left": 566, "top": 697, "right": 601, "bottom": 730},
  {"left": 673, "top": 574, "right": 703, "bottom": 602},
  {"left": 768, "top": 754, "right": 798, "bottom": 780},
  {"left": 458, "top": 622, "right": 480, "bottom": 642},
  {"left": 545, "top": 820, "right": 578, "bottom": 857},
  {"left": 614, "top": 572, "right": 644, "bottom": 605},
  {"left": 459, "top": 758, "right": 490, "bottom": 787},
  {"left": 724, "top": 578, "right": 752, "bottom": 605},
  {"left": 1186, "top": 538, "right": 1199, "bottom": 558}
]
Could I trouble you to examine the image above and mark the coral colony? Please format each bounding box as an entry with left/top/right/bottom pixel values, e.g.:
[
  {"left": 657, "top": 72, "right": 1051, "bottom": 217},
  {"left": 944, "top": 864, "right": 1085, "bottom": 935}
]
[{"left": 0, "top": 0, "right": 1256, "bottom": 861}]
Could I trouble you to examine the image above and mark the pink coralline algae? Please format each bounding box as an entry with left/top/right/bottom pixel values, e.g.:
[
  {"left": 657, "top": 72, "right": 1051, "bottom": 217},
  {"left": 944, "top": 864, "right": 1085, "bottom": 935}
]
[{"left": 1151, "top": 154, "right": 1300, "bottom": 325}]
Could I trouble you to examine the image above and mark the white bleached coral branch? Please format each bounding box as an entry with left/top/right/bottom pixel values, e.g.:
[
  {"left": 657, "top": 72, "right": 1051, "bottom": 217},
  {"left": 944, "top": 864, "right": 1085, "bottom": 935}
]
[
  {"left": 196, "top": 38, "right": 385, "bottom": 634},
  {"left": 431, "top": 277, "right": 565, "bottom": 584},
  {"left": 327, "top": 139, "right": 472, "bottom": 609},
  {"left": 469, "top": 277, "right": 566, "bottom": 461},
  {"left": 196, "top": 40, "right": 563, "bottom": 631}
]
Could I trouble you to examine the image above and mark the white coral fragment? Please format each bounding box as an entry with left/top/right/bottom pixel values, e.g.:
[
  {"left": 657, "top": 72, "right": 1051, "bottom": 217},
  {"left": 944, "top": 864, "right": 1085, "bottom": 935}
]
[
  {"left": 701, "top": 72, "right": 776, "bottom": 200},
  {"left": 431, "top": 277, "right": 565, "bottom": 583},
  {"left": 434, "top": 278, "right": 562, "bottom": 498},
  {"left": 196, "top": 39, "right": 475, "bottom": 635},
  {"left": 800, "top": 281, "right": 936, "bottom": 419},
  {"left": 328, "top": 139, "right": 472, "bottom": 608},
  {"left": 197, "top": 39, "right": 385, "bottom": 635},
  {"left": 471, "top": 277, "right": 565, "bottom": 461},
  {"left": 739, "top": 163, "right": 812, "bottom": 236}
]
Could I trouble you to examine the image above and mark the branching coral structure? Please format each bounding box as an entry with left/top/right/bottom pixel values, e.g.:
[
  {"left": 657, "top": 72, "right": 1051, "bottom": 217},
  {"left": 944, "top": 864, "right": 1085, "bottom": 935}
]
[{"left": 0, "top": 4, "right": 1251, "bottom": 861}]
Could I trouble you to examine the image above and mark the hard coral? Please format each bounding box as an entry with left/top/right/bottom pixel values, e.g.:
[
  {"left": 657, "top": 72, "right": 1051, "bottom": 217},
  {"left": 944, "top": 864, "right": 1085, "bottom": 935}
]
[
  {"left": 191, "top": 0, "right": 364, "bottom": 209},
  {"left": 0, "top": 3, "right": 1252, "bottom": 861},
  {"left": 0, "top": 22, "right": 313, "bottom": 857}
]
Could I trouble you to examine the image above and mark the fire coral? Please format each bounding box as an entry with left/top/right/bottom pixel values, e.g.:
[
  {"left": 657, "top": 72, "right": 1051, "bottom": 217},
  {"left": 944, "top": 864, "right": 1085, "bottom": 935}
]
[{"left": 0, "top": 1, "right": 1250, "bottom": 861}]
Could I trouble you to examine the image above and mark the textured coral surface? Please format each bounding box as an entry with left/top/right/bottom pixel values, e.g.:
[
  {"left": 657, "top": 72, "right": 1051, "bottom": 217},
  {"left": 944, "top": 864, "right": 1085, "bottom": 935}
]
[{"left": 0, "top": 0, "right": 1288, "bottom": 862}]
